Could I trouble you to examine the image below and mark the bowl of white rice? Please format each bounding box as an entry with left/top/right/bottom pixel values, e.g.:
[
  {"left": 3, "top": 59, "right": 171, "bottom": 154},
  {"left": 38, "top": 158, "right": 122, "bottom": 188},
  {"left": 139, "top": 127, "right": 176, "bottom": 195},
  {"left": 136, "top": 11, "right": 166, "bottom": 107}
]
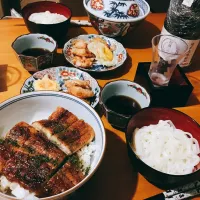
[
  {"left": 126, "top": 107, "right": 200, "bottom": 189},
  {"left": 22, "top": 1, "right": 72, "bottom": 43}
]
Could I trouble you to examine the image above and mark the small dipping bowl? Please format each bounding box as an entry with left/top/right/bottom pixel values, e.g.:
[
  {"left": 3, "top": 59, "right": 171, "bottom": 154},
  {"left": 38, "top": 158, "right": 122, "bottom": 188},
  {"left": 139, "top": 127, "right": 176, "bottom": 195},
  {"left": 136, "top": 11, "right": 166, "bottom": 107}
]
[
  {"left": 100, "top": 80, "right": 150, "bottom": 129},
  {"left": 22, "top": 1, "right": 72, "bottom": 43},
  {"left": 126, "top": 107, "right": 200, "bottom": 188},
  {"left": 12, "top": 33, "right": 57, "bottom": 72}
]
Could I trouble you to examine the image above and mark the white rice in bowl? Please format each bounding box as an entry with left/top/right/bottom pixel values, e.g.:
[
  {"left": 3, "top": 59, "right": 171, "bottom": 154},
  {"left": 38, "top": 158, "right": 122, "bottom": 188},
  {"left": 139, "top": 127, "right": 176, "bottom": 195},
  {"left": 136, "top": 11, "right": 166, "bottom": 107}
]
[
  {"left": 77, "top": 141, "right": 97, "bottom": 175},
  {"left": 29, "top": 11, "right": 68, "bottom": 24},
  {"left": 0, "top": 176, "right": 39, "bottom": 200}
]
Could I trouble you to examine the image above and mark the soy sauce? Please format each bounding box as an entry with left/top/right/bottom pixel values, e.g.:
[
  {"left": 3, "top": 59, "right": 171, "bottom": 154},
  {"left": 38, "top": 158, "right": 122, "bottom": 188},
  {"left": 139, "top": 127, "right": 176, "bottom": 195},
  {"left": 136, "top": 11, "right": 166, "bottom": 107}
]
[
  {"left": 105, "top": 95, "right": 141, "bottom": 116},
  {"left": 21, "top": 48, "right": 50, "bottom": 57}
]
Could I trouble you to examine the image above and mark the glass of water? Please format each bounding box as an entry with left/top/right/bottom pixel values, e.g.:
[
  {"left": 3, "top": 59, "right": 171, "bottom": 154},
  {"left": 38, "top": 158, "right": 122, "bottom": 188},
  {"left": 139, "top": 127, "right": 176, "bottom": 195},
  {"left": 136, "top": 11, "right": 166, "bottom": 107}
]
[{"left": 148, "top": 34, "right": 188, "bottom": 86}]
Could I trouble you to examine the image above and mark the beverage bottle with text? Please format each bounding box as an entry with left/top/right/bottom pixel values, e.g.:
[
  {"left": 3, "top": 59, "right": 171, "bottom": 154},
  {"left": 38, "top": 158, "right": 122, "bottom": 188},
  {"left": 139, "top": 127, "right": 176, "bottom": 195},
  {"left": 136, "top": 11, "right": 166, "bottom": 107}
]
[{"left": 161, "top": 0, "right": 200, "bottom": 67}]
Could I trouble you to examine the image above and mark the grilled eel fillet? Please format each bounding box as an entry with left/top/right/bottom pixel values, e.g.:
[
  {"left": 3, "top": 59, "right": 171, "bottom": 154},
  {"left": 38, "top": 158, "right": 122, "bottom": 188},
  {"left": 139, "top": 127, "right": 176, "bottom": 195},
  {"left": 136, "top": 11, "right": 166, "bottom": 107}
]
[
  {"left": 43, "top": 161, "right": 85, "bottom": 197},
  {"left": 3, "top": 151, "right": 56, "bottom": 196},
  {"left": 0, "top": 142, "right": 12, "bottom": 174},
  {"left": 5, "top": 122, "right": 66, "bottom": 166},
  {"left": 1, "top": 120, "right": 86, "bottom": 197},
  {"left": 32, "top": 107, "right": 95, "bottom": 155}
]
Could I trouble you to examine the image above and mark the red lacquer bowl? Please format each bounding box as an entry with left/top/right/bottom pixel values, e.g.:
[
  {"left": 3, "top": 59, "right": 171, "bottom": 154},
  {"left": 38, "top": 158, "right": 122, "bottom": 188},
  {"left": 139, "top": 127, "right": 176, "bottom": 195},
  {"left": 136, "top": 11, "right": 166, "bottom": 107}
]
[
  {"left": 22, "top": 1, "right": 72, "bottom": 43},
  {"left": 126, "top": 107, "right": 200, "bottom": 189}
]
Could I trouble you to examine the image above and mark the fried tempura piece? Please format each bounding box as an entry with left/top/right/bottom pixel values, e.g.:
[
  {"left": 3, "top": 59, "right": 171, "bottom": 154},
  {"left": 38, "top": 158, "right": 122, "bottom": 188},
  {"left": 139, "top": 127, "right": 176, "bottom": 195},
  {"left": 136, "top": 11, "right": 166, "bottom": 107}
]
[
  {"left": 72, "top": 56, "right": 94, "bottom": 68},
  {"left": 72, "top": 39, "right": 87, "bottom": 49},
  {"left": 65, "top": 80, "right": 91, "bottom": 89},
  {"left": 67, "top": 86, "right": 94, "bottom": 99},
  {"left": 71, "top": 47, "right": 94, "bottom": 58},
  {"left": 65, "top": 80, "right": 94, "bottom": 99}
]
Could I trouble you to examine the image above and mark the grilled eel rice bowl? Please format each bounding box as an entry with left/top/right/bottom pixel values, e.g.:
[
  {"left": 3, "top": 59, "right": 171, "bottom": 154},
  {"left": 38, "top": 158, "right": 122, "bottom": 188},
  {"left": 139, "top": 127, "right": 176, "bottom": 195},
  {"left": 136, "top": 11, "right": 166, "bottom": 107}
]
[{"left": 0, "top": 92, "right": 106, "bottom": 200}]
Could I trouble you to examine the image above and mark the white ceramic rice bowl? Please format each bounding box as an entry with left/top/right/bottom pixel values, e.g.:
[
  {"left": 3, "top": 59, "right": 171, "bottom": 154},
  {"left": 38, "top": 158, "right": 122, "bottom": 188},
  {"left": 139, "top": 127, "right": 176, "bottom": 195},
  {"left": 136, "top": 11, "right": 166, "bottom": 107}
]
[{"left": 0, "top": 91, "right": 106, "bottom": 200}]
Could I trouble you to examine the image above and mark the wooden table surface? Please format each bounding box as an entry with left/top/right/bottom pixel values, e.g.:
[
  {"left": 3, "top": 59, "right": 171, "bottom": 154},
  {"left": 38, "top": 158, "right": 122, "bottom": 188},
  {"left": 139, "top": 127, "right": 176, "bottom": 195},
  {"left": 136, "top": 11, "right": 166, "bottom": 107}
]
[{"left": 0, "top": 13, "right": 200, "bottom": 200}]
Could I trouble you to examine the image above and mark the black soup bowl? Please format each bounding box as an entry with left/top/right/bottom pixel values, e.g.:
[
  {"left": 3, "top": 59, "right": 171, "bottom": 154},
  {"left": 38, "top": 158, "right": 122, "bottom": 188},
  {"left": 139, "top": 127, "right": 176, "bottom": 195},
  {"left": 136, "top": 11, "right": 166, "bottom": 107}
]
[
  {"left": 126, "top": 107, "right": 200, "bottom": 189},
  {"left": 22, "top": 1, "right": 72, "bottom": 43}
]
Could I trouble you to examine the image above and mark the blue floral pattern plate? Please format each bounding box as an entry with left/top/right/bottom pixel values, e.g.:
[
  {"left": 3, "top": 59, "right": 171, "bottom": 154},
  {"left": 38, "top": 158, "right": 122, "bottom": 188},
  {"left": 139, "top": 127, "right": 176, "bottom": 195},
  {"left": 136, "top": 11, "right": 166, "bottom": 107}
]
[
  {"left": 63, "top": 34, "right": 127, "bottom": 72},
  {"left": 21, "top": 66, "right": 101, "bottom": 107}
]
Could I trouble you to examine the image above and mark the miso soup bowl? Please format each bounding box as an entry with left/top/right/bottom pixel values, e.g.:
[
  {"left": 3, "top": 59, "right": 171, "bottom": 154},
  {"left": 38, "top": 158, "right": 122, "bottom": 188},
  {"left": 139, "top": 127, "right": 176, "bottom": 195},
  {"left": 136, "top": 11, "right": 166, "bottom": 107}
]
[
  {"left": 12, "top": 33, "right": 57, "bottom": 72},
  {"left": 126, "top": 107, "right": 200, "bottom": 189},
  {"left": 100, "top": 80, "right": 150, "bottom": 129}
]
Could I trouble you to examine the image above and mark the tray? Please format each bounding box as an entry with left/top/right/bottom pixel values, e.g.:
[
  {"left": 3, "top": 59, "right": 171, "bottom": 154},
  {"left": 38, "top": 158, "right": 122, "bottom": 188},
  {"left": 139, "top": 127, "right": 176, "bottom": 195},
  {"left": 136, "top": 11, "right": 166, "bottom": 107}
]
[{"left": 134, "top": 62, "right": 193, "bottom": 107}]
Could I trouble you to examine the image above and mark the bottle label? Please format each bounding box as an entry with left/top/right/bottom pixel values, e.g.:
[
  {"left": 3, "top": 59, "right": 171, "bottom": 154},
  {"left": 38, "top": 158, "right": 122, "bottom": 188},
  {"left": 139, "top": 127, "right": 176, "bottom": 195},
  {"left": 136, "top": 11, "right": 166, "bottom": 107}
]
[
  {"left": 182, "top": 0, "right": 194, "bottom": 7},
  {"left": 161, "top": 27, "right": 200, "bottom": 67}
]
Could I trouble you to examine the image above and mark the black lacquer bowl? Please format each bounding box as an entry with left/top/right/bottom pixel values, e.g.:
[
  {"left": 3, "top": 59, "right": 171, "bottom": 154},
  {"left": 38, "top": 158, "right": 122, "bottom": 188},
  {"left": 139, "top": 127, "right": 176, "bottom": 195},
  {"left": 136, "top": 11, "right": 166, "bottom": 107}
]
[
  {"left": 126, "top": 107, "right": 200, "bottom": 189},
  {"left": 22, "top": 1, "right": 72, "bottom": 43}
]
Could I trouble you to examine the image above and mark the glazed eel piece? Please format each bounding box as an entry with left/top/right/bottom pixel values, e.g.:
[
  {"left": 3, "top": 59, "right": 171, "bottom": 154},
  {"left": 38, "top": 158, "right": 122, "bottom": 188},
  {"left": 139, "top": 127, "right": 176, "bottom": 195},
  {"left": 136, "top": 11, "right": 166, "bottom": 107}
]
[
  {"left": 42, "top": 160, "right": 85, "bottom": 197},
  {"left": 32, "top": 107, "right": 95, "bottom": 155},
  {"left": 1, "top": 120, "right": 85, "bottom": 197},
  {"left": 2, "top": 151, "right": 56, "bottom": 196},
  {"left": 0, "top": 139, "right": 55, "bottom": 196},
  {"left": 5, "top": 122, "right": 66, "bottom": 166},
  {"left": 0, "top": 141, "right": 12, "bottom": 174}
]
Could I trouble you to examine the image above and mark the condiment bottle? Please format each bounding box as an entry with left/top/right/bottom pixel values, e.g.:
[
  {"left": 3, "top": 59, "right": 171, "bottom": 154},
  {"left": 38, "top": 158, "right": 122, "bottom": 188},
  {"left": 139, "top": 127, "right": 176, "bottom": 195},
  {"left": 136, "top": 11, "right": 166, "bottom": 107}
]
[{"left": 161, "top": 0, "right": 200, "bottom": 67}]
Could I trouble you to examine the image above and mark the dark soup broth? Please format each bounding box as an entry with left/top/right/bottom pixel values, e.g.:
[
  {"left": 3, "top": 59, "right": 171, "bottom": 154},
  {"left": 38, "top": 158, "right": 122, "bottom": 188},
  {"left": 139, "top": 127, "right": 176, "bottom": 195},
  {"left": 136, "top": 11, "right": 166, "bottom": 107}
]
[
  {"left": 105, "top": 95, "right": 141, "bottom": 116},
  {"left": 21, "top": 48, "right": 51, "bottom": 57}
]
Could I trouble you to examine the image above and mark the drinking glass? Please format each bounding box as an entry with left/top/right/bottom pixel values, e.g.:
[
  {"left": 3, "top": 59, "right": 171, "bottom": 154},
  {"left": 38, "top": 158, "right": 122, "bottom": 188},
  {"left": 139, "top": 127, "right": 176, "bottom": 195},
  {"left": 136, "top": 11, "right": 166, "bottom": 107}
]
[{"left": 148, "top": 34, "right": 188, "bottom": 86}]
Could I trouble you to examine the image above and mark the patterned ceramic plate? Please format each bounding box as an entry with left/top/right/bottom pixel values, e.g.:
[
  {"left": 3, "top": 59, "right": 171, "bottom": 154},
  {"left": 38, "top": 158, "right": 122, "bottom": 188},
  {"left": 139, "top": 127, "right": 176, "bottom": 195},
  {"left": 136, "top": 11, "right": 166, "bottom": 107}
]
[
  {"left": 21, "top": 66, "right": 101, "bottom": 107},
  {"left": 63, "top": 34, "right": 127, "bottom": 72}
]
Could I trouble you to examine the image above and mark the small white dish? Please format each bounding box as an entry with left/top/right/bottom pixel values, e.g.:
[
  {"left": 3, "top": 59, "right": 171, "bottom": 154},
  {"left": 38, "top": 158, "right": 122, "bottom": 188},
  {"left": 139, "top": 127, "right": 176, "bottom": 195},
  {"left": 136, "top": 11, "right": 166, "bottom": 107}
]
[
  {"left": 63, "top": 34, "right": 127, "bottom": 72},
  {"left": 0, "top": 91, "right": 106, "bottom": 200}
]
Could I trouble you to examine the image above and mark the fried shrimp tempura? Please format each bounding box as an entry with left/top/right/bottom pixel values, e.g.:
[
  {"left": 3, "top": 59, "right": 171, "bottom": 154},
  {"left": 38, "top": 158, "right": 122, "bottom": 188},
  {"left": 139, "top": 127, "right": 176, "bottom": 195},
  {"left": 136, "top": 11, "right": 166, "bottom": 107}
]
[{"left": 65, "top": 80, "right": 94, "bottom": 99}]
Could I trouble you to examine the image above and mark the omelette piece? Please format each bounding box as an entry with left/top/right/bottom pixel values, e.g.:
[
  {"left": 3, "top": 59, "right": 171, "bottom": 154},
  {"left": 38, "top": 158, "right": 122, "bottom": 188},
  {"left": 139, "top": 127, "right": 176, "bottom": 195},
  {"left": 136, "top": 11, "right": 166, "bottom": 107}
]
[
  {"left": 33, "top": 75, "right": 60, "bottom": 91},
  {"left": 43, "top": 160, "right": 84, "bottom": 197},
  {"left": 87, "top": 38, "right": 116, "bottom": 66}
]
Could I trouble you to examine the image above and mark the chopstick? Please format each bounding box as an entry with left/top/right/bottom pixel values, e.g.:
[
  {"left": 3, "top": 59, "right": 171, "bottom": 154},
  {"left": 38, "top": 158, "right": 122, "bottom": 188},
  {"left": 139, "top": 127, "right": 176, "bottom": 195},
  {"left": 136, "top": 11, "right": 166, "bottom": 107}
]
[
  {"left": 145, "top": 180, "right": 200, "bottom": 200},
  {"left": 70, "top": 20, "right": 92, "bottom": 27}
]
